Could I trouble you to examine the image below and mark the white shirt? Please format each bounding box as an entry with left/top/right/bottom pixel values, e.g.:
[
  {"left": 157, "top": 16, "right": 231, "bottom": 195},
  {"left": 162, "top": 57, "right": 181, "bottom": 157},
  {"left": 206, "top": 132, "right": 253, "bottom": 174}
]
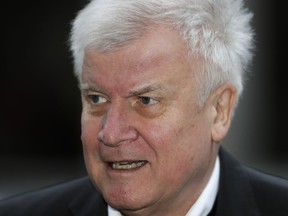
[{"left": 108, "top": 157, "right": 220, "bottom": 216}]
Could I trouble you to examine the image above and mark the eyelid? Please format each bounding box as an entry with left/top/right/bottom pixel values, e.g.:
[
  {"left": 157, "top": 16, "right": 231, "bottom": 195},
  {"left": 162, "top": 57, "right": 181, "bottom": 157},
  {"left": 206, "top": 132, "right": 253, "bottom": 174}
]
[
  {"left": 132, "top": 95, "right": 166, "bottom": 118},
  {"left": 85, "top": 90, "right": 109, "bottom": 104},
  {"left": 138, "top": 96, "right": 159, "bottom": 105},
  {"left": 84, "top": 89, "right": 106, "bottom": 96}
]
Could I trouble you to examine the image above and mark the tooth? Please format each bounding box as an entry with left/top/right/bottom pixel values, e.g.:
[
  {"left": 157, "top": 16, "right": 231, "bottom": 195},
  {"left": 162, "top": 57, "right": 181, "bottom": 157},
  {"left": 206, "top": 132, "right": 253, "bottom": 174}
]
[{"left": 112, "top": 161, "right": 144, "bottom": 170}]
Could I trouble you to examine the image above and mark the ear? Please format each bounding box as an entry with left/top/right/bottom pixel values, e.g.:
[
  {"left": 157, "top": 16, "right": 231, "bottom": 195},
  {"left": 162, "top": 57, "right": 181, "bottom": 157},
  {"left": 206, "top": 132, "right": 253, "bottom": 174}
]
[{"left": 210, "top": 84, "right": 237, "bottom": 143}]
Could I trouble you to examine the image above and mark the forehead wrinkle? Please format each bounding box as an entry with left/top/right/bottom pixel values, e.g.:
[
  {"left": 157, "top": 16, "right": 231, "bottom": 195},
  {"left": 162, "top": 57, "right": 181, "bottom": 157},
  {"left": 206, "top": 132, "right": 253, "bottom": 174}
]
[
  {"left": 134, "top": 52, "right": 165, "bottom": 73},
  {"left": 127, "top": 84, "right": 163, "bottom": 97},
  {"left": 120, "top": 29, "right": 186, "bottom": 76},
  {"left": 132, "top": 45, "right": 184, "bottom": 77}
]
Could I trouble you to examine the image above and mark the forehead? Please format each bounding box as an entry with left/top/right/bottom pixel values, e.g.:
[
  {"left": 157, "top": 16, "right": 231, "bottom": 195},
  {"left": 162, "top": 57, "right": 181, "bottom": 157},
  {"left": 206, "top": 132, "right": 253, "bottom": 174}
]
[
  {"left": 84, "top": 26, "right": 189, "bottom": 66},
  {"left": 82, "top": 25, "right": 203, "bottom": 93}
]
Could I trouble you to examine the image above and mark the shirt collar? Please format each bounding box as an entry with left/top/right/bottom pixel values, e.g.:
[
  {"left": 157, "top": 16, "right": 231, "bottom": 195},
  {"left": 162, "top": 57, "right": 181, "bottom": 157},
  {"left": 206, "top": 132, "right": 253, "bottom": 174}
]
[
  {"left": 185, "top": 156, "right": 220, "bottom": 216},
  {"left": 108, "top": 156, "right": 220, "bottom": 216},
  {"left": 108, "top": 205, "right": 122, "bottom": 216}
]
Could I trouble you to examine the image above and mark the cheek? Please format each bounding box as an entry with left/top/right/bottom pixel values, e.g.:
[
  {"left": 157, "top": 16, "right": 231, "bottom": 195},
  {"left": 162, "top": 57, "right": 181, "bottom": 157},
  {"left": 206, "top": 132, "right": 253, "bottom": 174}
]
[
  {"left": 81, "top": 117, "right": 105, "bottom": 177},
  {"left": 148, "top": 114, "right": 208, "bottom": 161},
  {"left": 143, "top": 119, "right": 195, "bottom": 161},
  {"left": 81, "top": 115, "right": 102, "bottom": 150},
  {"left": 143, "top": 123, "right": 198, "bottom": 186}
]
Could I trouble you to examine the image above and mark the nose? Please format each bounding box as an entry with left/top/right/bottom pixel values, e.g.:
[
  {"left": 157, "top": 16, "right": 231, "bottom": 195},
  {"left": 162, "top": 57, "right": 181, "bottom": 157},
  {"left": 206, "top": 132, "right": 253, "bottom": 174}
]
[{"left": 97, "top": 104, "right": 138, "bottom": 147}]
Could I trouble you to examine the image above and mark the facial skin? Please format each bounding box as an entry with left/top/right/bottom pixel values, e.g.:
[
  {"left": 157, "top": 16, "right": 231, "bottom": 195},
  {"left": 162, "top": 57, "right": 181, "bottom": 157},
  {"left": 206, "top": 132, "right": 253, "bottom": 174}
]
[{"left": 80, "top": 25, "right": 236, "bottom": 216}]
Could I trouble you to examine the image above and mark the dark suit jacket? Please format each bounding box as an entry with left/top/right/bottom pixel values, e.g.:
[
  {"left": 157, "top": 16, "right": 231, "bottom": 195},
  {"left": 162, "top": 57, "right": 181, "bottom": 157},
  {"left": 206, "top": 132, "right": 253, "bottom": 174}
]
[{"left": 1, "top": 148, "right": 288, "bottom": 216}]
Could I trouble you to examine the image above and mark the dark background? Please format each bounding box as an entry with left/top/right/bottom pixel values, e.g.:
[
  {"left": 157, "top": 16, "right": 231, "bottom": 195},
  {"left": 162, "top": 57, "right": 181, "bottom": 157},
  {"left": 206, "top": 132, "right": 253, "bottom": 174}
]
[{"left": 1, "top": 1, "right": 287, "bottom": 199}]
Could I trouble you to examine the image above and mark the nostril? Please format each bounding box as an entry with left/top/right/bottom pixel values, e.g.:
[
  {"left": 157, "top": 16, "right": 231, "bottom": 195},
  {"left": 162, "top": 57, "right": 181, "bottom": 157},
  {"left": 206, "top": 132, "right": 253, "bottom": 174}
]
[
  {"left": 97, "top": 126, "right": 139, "bottom": 147},
  {"left": 97, "top": 105, "right": 139, "bottom": 146},
  {"left": 97, "top": 130, "right": 105, "bottom": 142},
  {"left": 97, "top": 127, "right": 122, "bottom": 147}
]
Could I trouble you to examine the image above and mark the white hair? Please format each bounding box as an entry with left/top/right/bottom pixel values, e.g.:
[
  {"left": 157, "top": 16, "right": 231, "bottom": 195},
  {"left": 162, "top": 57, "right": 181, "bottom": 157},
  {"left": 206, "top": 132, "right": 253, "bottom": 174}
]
[{"left": 70, "top": 0, "right": 254, "bottom": 105}]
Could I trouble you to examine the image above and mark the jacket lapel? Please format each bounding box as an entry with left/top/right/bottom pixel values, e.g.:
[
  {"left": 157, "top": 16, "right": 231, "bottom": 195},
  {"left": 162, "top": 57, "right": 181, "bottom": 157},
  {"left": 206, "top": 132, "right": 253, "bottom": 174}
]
[{"left": 215, "top": 148, "right": 261, "bottom": 216}]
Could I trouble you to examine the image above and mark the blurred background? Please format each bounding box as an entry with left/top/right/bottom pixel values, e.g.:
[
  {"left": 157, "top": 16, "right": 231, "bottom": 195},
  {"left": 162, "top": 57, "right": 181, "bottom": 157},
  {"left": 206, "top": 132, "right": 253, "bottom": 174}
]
[{"left": 1, "top": 0, "right": 287, "bottom": 200}]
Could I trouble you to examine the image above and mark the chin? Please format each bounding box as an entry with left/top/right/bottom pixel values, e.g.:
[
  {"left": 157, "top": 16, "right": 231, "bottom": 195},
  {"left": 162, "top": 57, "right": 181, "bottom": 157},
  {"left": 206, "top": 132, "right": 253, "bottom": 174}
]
[{"left": 104, "top": 189, "right": 152, "bottom": 212}]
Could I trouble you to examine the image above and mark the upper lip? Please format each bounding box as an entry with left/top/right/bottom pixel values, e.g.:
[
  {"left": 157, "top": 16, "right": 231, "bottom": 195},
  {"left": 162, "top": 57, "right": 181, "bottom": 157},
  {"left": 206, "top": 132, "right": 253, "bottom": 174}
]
[{"left": 109, "top": 159, "right": 144, "bottom": 163}]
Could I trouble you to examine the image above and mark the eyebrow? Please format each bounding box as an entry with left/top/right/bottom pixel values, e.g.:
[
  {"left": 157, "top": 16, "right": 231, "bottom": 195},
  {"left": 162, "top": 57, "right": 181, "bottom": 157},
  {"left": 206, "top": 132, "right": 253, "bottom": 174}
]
[
  {"left": 79, "top": 83, "right": 163, "bottom": 96},
  {"left": 128, "top": 85, "right": 163, "bottom": 97},
  {"left": 79, "top": 83, "right": 101, "bottom": 91}
]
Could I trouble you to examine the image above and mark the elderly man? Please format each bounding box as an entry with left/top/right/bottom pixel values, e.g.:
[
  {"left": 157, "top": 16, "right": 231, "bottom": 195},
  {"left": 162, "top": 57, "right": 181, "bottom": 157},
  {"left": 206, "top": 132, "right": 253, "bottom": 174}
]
[{"left": 1, "top": 0, "right": 288, "bottom": 215}]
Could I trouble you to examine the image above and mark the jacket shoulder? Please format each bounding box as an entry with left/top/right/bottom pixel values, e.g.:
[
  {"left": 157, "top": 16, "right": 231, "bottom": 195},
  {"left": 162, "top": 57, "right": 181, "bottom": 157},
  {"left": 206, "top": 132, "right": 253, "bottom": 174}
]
[
  {"left": 0, "top": 176, "right": 106, "bottom": 216},
  {"left": 244, "top": 166, "right": 288, "bottom": 215},
  {"left": 217, "top": 148, "right": 288, "bottom": 216}
]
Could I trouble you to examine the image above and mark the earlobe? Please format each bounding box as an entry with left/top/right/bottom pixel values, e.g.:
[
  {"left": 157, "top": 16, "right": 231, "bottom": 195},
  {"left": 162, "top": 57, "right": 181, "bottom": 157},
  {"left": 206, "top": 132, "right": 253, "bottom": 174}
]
[{"left": 211, "top": 85, "right": 237, "bottom": 142}]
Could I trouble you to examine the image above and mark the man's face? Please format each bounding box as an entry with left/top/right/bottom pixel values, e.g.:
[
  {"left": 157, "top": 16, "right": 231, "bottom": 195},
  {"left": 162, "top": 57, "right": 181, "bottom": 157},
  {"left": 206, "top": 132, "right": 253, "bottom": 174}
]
[{"left": 81, "top": 26, "right": 219, "bottom": 215}]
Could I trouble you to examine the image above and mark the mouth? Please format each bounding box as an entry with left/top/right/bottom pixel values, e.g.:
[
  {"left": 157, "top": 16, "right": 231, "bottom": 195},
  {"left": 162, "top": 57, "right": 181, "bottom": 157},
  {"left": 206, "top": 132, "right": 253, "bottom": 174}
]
[{"left": 109, "top": 161, "right": 147, "bottom": 170}]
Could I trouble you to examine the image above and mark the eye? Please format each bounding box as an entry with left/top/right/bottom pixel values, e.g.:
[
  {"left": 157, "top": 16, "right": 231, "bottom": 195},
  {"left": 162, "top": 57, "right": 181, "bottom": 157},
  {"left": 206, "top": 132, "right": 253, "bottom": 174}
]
[
  {"left": 133, "top": 96, "right": 165, "bottom": 118},
  {"left": 139, "top": 96, "right": 158, "bottom": 105},
  {"left": 88, "top": 94, "right": 107, "bottom": 105},
  {"left": 83, "top": 92, "right": 109, "bottom": 116}
]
